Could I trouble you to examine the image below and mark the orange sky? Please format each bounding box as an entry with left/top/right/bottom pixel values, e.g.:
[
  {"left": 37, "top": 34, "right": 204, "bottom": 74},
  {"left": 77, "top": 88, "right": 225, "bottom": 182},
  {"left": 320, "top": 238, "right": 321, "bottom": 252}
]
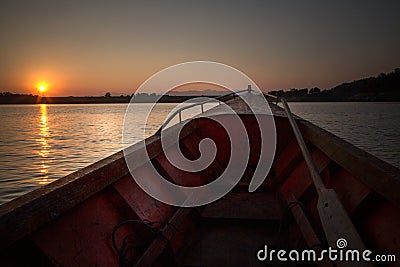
[{"left": 1, "top": 1, "right": 399, "bottom": 96}]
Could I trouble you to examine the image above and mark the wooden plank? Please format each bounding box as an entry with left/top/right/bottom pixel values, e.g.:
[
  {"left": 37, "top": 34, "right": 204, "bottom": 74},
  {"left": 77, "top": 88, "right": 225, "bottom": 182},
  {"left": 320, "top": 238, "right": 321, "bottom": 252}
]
[
  {"left": 178, "top": 219, "right": 279, "bottom": 266},
  {"left": 201, "top": 192, "right": 282, "bottom": 221},
  {"left": 274, "top": 116, "right": 296, "bottom": 156},
  {"left": 269, "top": 137, "right": 304, "bottom": 189},
  {"left": 280, "top": 148, "right": 331, "bottom": 199},
  {"left": 274, "top": 137, "right": 303, "bottom": 178},
  {"left": 113, "top": 174, "right": 176, "bottom": 223},
  {"left": 328, "top": 167, "right": 371, "bottom": 214},
  {"left": 156, "top": 150, "right": 204, "bottom": 187}
]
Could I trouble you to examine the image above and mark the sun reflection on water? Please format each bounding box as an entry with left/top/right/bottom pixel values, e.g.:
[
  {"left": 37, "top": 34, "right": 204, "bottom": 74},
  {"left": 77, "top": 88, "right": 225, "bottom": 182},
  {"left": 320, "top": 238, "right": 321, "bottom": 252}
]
[{"left": 38, "top": 104, "right": 51, "bottom": 185}]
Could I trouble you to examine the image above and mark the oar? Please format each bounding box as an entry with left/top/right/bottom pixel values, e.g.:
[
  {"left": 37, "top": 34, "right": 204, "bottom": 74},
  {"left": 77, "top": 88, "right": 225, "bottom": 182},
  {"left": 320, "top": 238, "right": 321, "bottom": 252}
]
[{"left": 281, "top": 98, "right": 374, "bottom": 266}]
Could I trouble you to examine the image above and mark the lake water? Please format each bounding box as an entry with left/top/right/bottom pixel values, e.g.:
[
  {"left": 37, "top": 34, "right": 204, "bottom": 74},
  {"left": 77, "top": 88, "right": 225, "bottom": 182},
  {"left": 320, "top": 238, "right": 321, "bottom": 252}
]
[
  {"left": 287, "top": 102, "right": 400, "bottom": 169},
  {"left": 0, "top": 102, "right": 399, "bottom": 204}
]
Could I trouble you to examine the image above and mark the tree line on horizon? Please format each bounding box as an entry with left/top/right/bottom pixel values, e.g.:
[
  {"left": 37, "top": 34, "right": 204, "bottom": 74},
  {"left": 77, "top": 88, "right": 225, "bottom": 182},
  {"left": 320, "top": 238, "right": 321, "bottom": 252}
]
[{"left": 269, "top": 68, "right": 400, "bottom": 101}]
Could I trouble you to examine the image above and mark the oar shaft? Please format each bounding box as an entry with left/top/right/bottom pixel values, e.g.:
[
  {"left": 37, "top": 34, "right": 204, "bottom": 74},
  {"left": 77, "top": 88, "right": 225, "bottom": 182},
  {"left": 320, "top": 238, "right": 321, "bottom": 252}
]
[{"left": 280, "top": 98, "right": 325, "bottom": 193}]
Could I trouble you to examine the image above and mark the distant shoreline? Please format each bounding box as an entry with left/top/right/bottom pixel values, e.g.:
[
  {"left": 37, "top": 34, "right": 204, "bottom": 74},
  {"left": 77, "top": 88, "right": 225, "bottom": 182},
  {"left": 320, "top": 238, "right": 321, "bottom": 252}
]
[
  {"left": 0, "top": 95, "right": 222, "bottom": 105},
  {"left": 0, "top": 95, "right": 399, "bottom": 104},
  {"left": 2, "top": 65, "right": 400, "bottom": 104}
]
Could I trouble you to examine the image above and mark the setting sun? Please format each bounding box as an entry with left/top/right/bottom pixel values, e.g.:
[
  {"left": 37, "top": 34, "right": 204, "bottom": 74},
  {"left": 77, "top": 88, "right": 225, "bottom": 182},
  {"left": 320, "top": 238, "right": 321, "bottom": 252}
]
[{"left": 37, "top": 82, "right": 48, "bottom": 94}]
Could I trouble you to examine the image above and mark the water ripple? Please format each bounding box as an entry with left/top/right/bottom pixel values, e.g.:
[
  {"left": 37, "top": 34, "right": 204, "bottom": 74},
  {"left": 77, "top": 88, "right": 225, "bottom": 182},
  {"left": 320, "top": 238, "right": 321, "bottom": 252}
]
[{"left": 0, "top": 102, "right": 399, "bottom": 205}]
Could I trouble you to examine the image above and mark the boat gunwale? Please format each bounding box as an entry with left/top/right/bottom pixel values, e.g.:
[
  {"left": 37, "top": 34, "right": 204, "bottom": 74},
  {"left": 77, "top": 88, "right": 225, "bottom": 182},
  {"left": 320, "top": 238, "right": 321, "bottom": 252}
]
[
  {"left": 272, "top": 102, "right": 400, "bottom": 207},
  {"left": 299, "top": 118, "right": 400, "bottom": 207}
]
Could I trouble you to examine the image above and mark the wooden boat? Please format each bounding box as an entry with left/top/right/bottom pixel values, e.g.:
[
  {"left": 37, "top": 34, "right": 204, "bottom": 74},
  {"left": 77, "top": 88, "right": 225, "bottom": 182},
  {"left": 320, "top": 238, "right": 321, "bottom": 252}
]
[{"left": 0, "top": 92, "right": 399, "bottom": 267}]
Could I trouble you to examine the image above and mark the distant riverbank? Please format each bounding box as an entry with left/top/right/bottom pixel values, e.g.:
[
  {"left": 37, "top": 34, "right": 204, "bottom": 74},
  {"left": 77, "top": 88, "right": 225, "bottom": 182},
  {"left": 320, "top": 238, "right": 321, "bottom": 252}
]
[
  {"left": 2, "top": 68, "right": 400, "bottom": 104},
  {"left": 270, "top": 68, "right": 400, "bottom": 102},
  {"left": 1, "top": 95, "right": 399, "bottom": 104}
]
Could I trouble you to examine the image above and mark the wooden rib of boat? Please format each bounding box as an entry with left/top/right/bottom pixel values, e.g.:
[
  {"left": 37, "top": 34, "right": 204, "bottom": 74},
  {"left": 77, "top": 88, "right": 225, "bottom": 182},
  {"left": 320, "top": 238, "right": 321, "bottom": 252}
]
[{"left": 0, "top": 92, "right": 399, "bottom": 267}]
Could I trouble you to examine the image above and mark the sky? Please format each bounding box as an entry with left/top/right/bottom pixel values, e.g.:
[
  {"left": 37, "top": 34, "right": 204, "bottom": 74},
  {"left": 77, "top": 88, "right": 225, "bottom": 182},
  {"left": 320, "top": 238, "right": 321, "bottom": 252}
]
[{"left": 0, "top": 0, "right": 399, "bottom": 96}]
